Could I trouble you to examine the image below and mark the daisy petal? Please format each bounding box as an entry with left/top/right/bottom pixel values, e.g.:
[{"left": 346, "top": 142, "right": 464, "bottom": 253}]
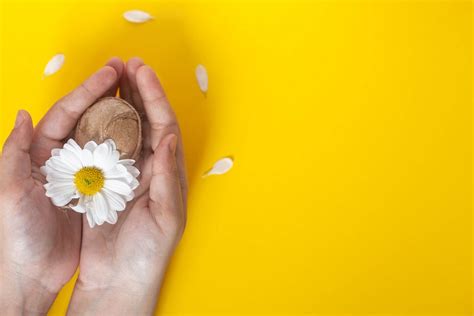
[
  {"left": 126, "top": 165, "right": 140, "bottom": 178},
  {"left": 66, "top": 139, "right": 82, "bottom": 151},
  {"left": 95, "top": 215, "right": 105, "bottom": 225},
  {"left": 49, "top": 190, "right": 76, "bottom": 207},
  {"left": 92, "top": 144, "right": 109, "bottom": 169},
  {"left": 59, "top": 149, "right": 82, "bottom": 170},
  {"left": 70, "top": 195, "right": 86, "bottom": 213},
  {"left": 84, "top": 141, "right": 98, "bottom": 152},
  {"left": 106, "top": 209, "right": 118, "bottom": 224},
  {"left": 104, "top": 179, "right": 132, "bottom": 196},
  {"left": 80, "top": 149, "right": 94, "bottom": 167},
  {"left": 104, "top": 165, "right": 133, "bottom": 182},
  {"left": 102, "top": 188, "right": 126, "bottom": 211},
  {"left": 46, "top": 170, "right": 74, "bottom": 181},
  {"left": 125, "top": 191, "right": 135, "bottom": 202},
  {"left": 93, "top": 192, "right": 109, "bottom": 222},
  {"left": 104, "top": 139, "right": 117, "bottom": 151},
  {"left": 118, "top": 159, "right": 136, "bottom": 166},
  {"left": 45, "top": 179, "right": 74, "bottom": 189},
  {"left": 86, "top": 211, "right": 96, "bottom": 228},
  {"left": 130, "top": 178, "right": 139, "bottom": 190},
  {"left": 40, "top": 165, "right": 52, "bottom": 176},
  {"left": 112, "top": 151, "right": 120, "bottom": 163},
  {"left": 47, "top": 157, "right": 77, "bottom": 174},
  {"left": 117, "top": 159, "right": 140, "bottom": 177},
  {"left": 64, "top": 140, "right": 82, "bottom": 157},
  {"left": 85, "top": 196, "right": 100, "bottom": 224},
  {"left": 51, "top": 148, "right": 61, "bottom": 156},
  {"left": 44, "top": 182, "right": 76, "bottom": 197},
  {"left": 93, "top": 143, "right": 118, "bottom": 171}
]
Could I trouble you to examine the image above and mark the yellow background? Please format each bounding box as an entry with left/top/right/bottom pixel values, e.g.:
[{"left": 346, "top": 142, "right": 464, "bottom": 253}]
[{"left": 0, "top": 0, "right": 471, "bottom": 315}]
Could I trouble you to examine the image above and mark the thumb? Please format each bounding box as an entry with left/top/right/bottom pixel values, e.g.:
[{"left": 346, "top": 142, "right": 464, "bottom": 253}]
[
  {"left": 1, "top": 110, "right": 34, "bottom": 180},
  {"left": 149, "top": 134, "right": 185, "bottom": 232}
]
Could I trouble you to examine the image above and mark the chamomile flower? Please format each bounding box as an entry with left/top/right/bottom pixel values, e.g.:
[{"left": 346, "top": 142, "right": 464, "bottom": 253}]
[{"left": 40, "top": 139, "right": 140, "bottom": 228}]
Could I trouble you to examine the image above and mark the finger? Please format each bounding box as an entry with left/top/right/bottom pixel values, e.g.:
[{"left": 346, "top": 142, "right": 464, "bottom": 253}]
[
  {"left": 150, "top": 134, "right": 185, "bottom": 231},
  {"left": 1, "top": 110, "right": 34, "bottom": 180},
  {"left": 36, "top": 66, "right": 118, "bottom": 142},
  {"left": 31, "top": 65, "right": 118, "bottom": 165},
  {"left": 104, "top": 57, "right": 124, "bottom": 97},
  {"left": 119, "top": 62, "right": 132, "bottom": 102},
  {"left": 136, "top": 65, "right": 188, "bottom": 206},
  {"left": 136, "top": 65, "right": 178, "bottom": 150},
  {"left": 122, "top": 57, "right": 145, "bottom": 113}
]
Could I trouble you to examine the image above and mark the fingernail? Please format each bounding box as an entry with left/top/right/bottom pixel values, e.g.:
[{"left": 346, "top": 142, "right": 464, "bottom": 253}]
[
  {"left": 14, "top": 110, "right": 24, "bottom": 128},
  {"left": 168, "top": 134, "right": 178, "bottom": 155}
]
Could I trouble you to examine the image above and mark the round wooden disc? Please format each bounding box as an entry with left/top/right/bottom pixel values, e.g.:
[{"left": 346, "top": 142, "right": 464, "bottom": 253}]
[{"left": 74, "top": 97, "right": 142, "bottom": 160}]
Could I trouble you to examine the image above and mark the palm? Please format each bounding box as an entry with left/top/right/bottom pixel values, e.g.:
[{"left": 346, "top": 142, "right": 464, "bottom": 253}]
[
  {"left": 2, "top": 172, "right": 81, "bottom": 291},
  {"left": 78, "top": 194, "right": 174, "bottom": 288},
  {"left": 1, "top": 60, "right": 123, "bottom": 295},
  {"left": 78, "top": 153, "right": 157, "bottom": 283},
  {"left": 77, "top": 58, "right": 187, "bottom": 291}
]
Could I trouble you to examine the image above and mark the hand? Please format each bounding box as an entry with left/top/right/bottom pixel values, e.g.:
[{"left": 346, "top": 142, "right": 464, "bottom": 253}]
[
  {"left": 67, "top": 58, "right": 188, "bottom": 315},
  {"left": 0, "top": 60, "right": 122, "bottom": 315}
]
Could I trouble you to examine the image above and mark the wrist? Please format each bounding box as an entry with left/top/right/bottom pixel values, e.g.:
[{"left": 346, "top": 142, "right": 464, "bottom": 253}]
[
  {"left": 0, "top": 268, "right": 58, "bottom": 315},
  {"left": 68, "top": 277, "right": 163, "bottom": 315}
]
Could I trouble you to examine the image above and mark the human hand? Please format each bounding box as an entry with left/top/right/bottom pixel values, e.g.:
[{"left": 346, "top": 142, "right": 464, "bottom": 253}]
[
  {"left": 0, "top": 60, "right": 122, "bottom": 315},
  {"left": 67, "top": 58, "right": 188, "bottom": 315}
]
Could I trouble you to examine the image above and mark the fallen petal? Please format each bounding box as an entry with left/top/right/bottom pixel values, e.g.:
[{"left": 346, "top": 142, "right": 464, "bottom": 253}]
[
  {"left": 123, "top": 10, "right": 153, "bottom": 23},
  {"left": 195, "top": 64, "right": 208, "bottom": 93},
  {"left": 43, "top": 53, "right": 65, "bottom": 77},
  {"left": 203, "top": 157, "right": 233, "bottom": 177}
]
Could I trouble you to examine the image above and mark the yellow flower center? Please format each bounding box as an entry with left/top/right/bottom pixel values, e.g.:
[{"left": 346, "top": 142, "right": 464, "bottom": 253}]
[{"left": 74, "top": 167, "right": 104, "bottom": 196}]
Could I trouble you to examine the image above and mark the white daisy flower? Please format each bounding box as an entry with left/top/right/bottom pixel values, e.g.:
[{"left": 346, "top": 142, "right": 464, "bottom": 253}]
[{"left": 40, "top": 139, "right": 140, "bottom": 228}]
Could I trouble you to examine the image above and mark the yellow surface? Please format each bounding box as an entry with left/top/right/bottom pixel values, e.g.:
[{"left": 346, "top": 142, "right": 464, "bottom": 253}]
[{"left": 0, "top": 0, "right": 472, "bottom": 315}]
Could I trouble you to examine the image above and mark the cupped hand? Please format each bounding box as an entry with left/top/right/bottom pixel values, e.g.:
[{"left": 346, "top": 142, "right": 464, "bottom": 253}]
[
  {"left": 68, "top": 58, "right": 188, "bottom": 315},
  {"left": 0, "top": 60, "right": 122, "bottom": 314}
]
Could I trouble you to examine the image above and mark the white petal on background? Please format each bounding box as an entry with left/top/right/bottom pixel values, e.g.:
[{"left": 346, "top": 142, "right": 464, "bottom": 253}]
[
  {"left": 43, "top": 54, "right": 65, "bottom": 77},
  {"left": 203, "top": 157, "right": 233, "bottom": 177},
  {"left": 195, "top": 64, "right": 208, "bottom": 93},
  {"left": 123, "top": 10, "right": 153, "bottom": 23}
]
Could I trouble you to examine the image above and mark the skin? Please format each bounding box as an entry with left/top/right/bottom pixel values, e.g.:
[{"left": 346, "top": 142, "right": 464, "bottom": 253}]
[{"left": 0, "top": 57, "right": 187, "bottom": 315}]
